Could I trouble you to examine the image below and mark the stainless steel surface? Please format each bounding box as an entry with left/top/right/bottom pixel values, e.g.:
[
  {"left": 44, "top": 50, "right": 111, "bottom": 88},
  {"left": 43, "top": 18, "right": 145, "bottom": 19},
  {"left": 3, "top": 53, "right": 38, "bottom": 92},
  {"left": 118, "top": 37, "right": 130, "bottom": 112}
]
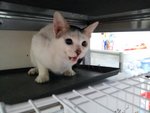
[
  {"left": 0, "top": 2, "right": 88, "bottom": 21},
  {"left": 1, "top": 2, "right": 150, "bottom": 31},
  {"left": 95, "top": 19, "right": 150, "bottom": 32},
  {"left": 89, "top": 8, "right": 150, "bottom": 22},
  {"left": 0, "top": 2, "right": 88, "bottom": 30},
  {"left": 89, "top": 8, "right": 150, "bottom": 32}
]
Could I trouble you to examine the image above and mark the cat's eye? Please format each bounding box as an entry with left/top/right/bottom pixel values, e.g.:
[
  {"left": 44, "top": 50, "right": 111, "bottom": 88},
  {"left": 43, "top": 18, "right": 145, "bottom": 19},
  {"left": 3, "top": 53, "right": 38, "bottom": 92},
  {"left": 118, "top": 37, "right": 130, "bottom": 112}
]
[
  {"left": 65, "top": 38, "right": 73, "bottom": 45},
  {"left": 82, "top": 41, "right": 87, "bottom": 47}
]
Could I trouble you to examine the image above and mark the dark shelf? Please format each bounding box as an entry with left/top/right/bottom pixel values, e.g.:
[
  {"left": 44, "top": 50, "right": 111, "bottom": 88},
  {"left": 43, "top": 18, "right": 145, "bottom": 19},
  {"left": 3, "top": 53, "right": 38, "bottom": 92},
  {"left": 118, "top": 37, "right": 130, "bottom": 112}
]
[{"left": 0, "top": 65, "right": 119, "bottom": 105}]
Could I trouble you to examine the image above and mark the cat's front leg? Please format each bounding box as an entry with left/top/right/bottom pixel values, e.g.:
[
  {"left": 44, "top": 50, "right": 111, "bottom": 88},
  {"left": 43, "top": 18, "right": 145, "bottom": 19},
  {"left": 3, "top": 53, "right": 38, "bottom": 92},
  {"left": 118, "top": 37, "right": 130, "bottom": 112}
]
[
  {"left": 63, "top": 68, "right": 76, "bottom": 76},
  {"left": 35, "top": 62, "right": 49, "bottom": 83}
]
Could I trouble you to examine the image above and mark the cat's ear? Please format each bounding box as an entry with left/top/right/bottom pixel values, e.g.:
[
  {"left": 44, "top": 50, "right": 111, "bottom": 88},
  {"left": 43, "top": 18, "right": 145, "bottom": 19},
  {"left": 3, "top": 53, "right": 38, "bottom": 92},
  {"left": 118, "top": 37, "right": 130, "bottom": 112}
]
[
  {"left": 83, "top": 22, "right": 99, "bottom": 38},
  {"left": 53, "top": 11, "right": 69, "bottom": 38}
]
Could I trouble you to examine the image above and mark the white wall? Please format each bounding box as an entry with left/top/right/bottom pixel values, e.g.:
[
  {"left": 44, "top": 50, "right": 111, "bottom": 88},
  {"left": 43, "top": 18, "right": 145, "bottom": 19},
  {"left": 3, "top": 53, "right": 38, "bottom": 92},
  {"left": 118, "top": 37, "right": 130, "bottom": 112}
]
[
  {"left": 0, "top": 30, "right": 36, "bottom": 70},
  {"left": 90, "top": 33, "right": 103, "bottom": 51}
]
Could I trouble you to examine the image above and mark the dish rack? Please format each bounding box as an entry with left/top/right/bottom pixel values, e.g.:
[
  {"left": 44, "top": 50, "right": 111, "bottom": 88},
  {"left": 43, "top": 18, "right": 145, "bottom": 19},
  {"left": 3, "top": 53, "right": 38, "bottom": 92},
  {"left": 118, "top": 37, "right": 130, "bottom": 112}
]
[{"left": 1, "top": 73, "right": 150, "bottom": 113}]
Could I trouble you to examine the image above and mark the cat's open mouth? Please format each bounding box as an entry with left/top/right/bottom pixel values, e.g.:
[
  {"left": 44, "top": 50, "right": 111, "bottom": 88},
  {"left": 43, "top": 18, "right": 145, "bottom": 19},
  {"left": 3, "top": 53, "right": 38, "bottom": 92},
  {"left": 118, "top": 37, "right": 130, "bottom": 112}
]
[{"left": 69, "top": 56, "right": 78, "bottom": 62}]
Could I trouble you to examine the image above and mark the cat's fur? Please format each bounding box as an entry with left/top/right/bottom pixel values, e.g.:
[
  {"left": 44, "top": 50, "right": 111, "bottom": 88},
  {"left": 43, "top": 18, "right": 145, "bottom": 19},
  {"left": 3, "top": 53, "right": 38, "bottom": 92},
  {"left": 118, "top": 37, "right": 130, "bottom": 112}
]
[{"left": 28, "top": 11, "right": 99, "bottom": 83}]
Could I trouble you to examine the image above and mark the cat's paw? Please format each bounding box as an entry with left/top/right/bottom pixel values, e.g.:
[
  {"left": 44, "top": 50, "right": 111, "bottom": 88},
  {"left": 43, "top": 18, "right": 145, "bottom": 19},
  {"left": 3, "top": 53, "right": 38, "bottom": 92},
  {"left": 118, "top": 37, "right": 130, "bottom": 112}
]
[
  {"left": 28, "top": 68, "right": 38, "bottom": 75},
  {"left": 63, "top": 70, "right": 76, "bottom": 76},
  {"left": 35, "top": 75, "right": 49, "bottom": 83}
]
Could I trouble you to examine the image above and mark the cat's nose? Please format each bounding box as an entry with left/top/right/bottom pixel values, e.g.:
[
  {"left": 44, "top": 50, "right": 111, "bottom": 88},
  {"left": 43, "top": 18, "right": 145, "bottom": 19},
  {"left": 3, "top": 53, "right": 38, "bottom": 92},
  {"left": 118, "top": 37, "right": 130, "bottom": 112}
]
[{"left": 75, "top": 49, "right": 81, "bottom": 56}]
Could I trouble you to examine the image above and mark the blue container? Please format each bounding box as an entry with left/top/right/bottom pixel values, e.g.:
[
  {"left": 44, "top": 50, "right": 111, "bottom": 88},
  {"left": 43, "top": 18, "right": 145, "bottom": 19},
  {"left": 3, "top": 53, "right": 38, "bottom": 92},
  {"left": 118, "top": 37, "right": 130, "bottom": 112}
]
[{"left": 141, "top": 58, "right": 150, "bottom": 73}]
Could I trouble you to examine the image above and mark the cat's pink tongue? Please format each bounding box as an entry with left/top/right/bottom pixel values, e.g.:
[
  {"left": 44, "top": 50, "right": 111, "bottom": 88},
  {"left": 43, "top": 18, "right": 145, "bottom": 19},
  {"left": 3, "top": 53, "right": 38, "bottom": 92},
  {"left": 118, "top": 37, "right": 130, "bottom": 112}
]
[{"left": 69, "top": 57, "right": 78, "bottom": 62}]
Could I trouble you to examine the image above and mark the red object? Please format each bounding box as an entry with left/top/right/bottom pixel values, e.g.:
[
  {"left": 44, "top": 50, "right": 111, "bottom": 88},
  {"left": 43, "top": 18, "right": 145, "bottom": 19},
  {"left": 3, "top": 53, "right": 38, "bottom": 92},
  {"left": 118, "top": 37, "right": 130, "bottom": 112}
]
[
  {"left": 141, "top": 92, "right": 150, "bottom": 110},
  {"left": 141, "top": 92, "right": 150, "bottom": 98}
]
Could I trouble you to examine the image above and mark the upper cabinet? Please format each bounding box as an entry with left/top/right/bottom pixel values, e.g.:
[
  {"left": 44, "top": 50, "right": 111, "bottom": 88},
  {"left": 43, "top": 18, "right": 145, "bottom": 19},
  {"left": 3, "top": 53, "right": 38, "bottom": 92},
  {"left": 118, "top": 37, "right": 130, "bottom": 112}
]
[{"left": 0, "top": 0, "right": 150, "bottom": 31}]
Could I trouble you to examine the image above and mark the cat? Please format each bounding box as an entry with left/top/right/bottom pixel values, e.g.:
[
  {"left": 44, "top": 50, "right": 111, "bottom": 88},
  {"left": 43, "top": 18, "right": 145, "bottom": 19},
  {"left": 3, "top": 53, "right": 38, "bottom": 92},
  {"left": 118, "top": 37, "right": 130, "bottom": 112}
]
[{"left": 28, "top": 11, "right": 99, "bottom": 83}]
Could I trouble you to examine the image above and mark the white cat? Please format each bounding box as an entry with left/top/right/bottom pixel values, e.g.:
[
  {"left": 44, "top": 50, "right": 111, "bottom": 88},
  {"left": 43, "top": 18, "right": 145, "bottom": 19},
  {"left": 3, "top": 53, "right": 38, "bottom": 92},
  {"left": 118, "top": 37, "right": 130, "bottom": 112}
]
[{"left": 28, "top": 11, "right": 99, "bottom": 83}]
